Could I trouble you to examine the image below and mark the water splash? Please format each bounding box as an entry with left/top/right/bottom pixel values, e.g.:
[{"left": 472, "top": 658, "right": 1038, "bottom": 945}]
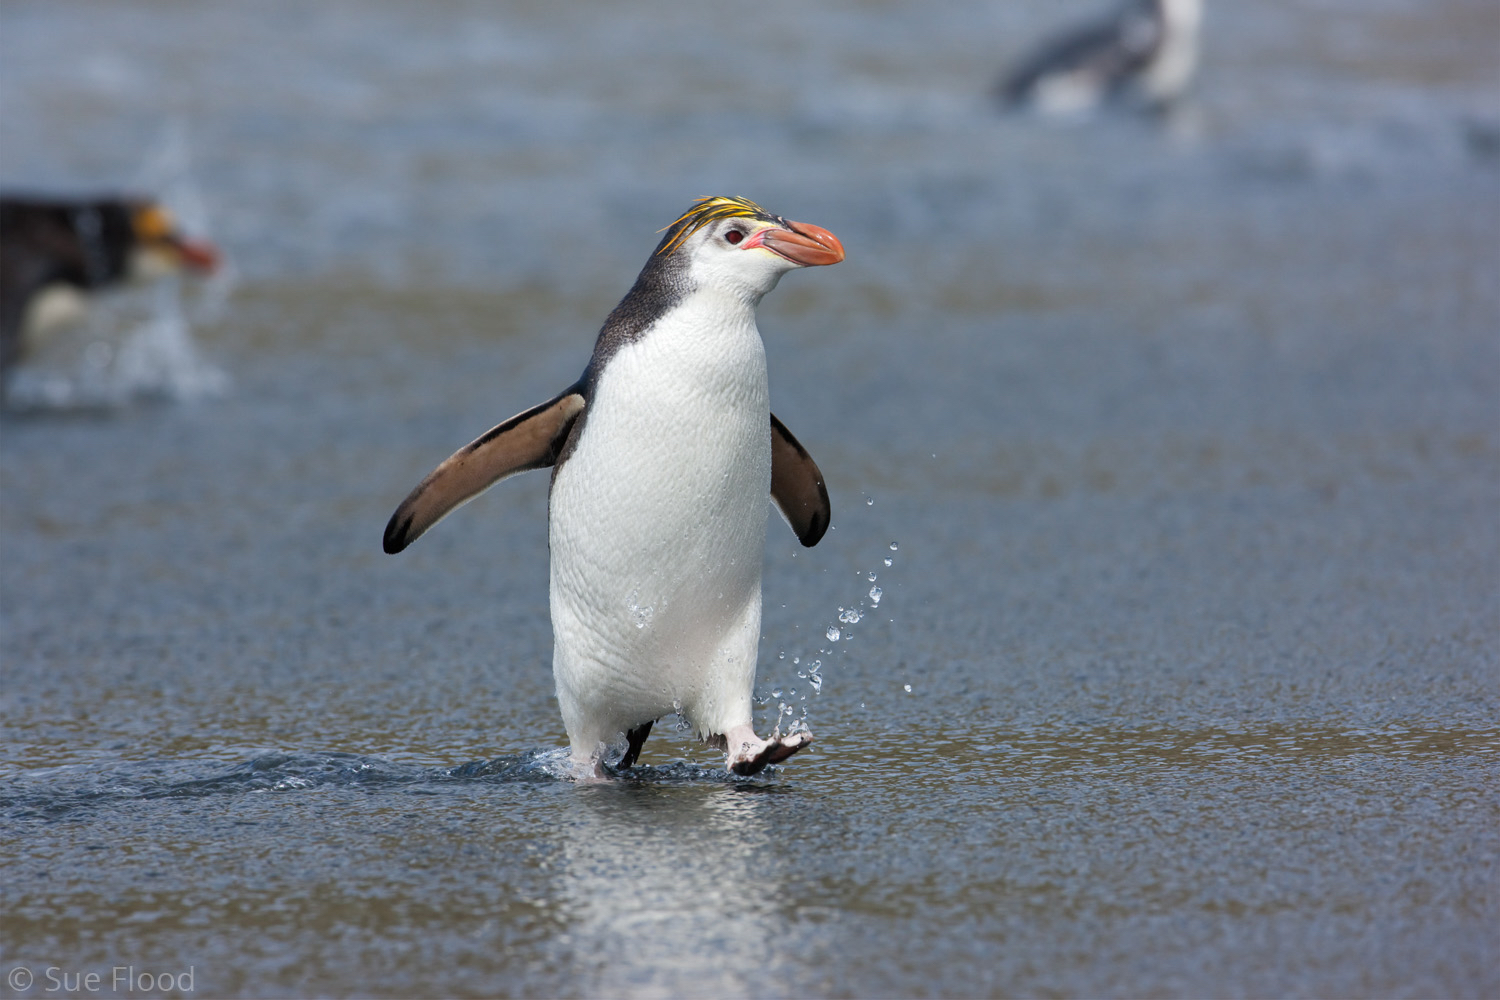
[
  {"left": 4, "top": 279, "right": 229, "bottom": 411},
  {"left": 4, "top": 125, "right": 232, "bottom": 412},
  {"left": 1, "top": 747, "right": 801, "bottom": 819},
  {"left": 132, "top": 121, "right": 238, "bottom": 347},
  {"left": 626, "top": 590, "right": 655, "bottom": 629},
  {"left": 116, "top": 281, "right": 229, "bottom": 398},
  {"left": 758, "top": 527, "right": 902, "bottom": 736}
]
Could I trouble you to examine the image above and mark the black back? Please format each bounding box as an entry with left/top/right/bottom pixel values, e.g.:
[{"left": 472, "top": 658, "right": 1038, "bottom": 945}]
[
  {"left": 0, "top": 195, "right": 142, "bottom": 372},
  {"left": 582, "top": 233, "right": 694, "bottom": 391},
  {"left": 551, "top": 214, "right": 701, "bottom": 472}
]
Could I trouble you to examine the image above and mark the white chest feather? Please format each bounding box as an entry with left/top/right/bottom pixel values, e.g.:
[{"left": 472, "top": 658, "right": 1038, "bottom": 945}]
[{"left": 547, "top": 289, "right": 772, "bottom": 741}]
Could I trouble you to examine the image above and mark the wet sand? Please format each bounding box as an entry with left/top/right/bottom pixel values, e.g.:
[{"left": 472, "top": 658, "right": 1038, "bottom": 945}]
[{"left": 2, "top": 2, "right": 1497, "bottom": 996}]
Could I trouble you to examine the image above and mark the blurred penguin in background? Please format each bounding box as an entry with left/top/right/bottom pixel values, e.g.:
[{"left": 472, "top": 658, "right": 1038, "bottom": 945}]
[
  {"left": 0, "top": 194, "right": 220, "bottom": 378},
  {"left": 1000, "top": 0, "right": 1203, "bottom": 119}
]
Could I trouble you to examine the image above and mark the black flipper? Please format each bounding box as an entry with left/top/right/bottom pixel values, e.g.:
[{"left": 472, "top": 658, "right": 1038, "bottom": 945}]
[
  {"left": 383, "top": 383, "right": 586, "bottom": 554},
  {"left": 769, "top": 413, "right": 831, "bottom": 547}
]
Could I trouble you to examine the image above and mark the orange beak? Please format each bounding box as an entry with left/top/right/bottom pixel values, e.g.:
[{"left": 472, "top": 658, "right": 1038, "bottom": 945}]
[
  {"left": 167, "top": 234, "right": 221, "bottom": 273},
  {"left": 747, "top": 220, "right": 845, "bottom": 267}
]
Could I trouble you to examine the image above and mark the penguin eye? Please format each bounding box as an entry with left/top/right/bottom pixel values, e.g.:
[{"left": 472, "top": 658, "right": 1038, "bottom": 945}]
[{"left": 724, "top": 229, "right": 744, "bottom": 245}]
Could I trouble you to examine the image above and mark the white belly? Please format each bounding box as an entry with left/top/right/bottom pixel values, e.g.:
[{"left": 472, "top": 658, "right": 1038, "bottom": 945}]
[{"left": 548, "top": 296, "right": 771, "bottom": 754}]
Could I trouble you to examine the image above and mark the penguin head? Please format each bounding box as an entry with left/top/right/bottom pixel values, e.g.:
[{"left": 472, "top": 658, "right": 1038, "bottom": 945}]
[
  {"left": 125, "top": 199, "right": 220, "bottom": 280},
  {"left": 655, "top": 196, "right": 844, "bottom": 302}
]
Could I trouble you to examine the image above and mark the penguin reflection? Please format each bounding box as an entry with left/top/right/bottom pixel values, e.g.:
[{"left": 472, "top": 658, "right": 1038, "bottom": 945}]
[{"left": 554, "top": 787, "right": 787, "bottom": 994}]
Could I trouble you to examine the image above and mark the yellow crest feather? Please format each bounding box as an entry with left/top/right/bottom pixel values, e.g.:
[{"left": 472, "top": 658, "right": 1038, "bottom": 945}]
[
  {"left": 656, "top": 196, "right": 776, "bottom": 256},
  {"left": 131, "top": 204, "right": 175, "bottom": 242}
]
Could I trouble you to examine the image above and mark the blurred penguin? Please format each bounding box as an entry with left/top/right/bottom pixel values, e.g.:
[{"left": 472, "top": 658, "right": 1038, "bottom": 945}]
[
  {"left": 0, "top": 194, "right": 220, "bottom": 378},
  {"left": 1000, "top": 0, "right": 1203, "bottom": 119}
]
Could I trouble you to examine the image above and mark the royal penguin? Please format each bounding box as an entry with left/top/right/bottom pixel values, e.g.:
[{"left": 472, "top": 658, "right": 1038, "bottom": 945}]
[
  {"left": 1000, "top": 0, "right": 1203, "bottom": 118},
  {"left": 383, "top": 196, "right": 845, "bottom": 778},
  {"left": 0, "top": 194, "right": 220, "bottom": 378}
]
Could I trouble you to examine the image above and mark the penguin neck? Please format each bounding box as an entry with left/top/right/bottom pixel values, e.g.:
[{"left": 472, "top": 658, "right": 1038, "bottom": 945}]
[
  {"left": 689, "top": 277, "right": 778, "bottom": 316},
  {"left": 585, "top": 251, "right": 787, "bottom": 400},
  {"left": 654, "top": 284, "right": 766, "bottom": 360},
  {"left": 625, "top": 284, "right": 769, "bottom": 403}
]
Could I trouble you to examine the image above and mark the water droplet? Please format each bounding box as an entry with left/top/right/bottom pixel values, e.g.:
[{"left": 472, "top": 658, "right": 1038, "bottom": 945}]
[
  {"left": 772, "top": 688, "right": 783, "bottom": 699},
  {"left": 867, "top": 571, "right": 878, "bottom": 582},
  {"left": 792, "top": 656, "right": 800, "bottom": 666},
  {"left": 626, "top": 591, "right": 654, "bottom": 629},
  {"left": 778, "top": 651, "right": 786, "bottom": 660},
  {"left": 869, "top": 586, "right": 883, "bottom": 605},
  {"left": 884, "top": 557, "right": 892, "bottom": 567},
  {"left": 889, "top": 542, "right": 899, "bottom": 551},
  {"left": 839, "top": 608, "right": 863, "bottom": 625},
  {"left": 797, "top": 669, "right": 807, "bottom": 679},
  {"left": 865, "top": 497, "right": 874, "bottom": 506},
  {"left": 826, "top": 626, "right": 841, "bottom": 642},
  {"left": 809, "top": 674, "right": 823, "bottom": 693},
  {"left": 903, "top": 684, "right": 912, "bottom": 693}
]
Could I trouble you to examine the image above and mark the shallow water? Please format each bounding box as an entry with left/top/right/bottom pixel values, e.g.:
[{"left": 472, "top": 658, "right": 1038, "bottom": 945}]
[{"left": 2, "top": 1, "right": 1498, "bottom": 997}]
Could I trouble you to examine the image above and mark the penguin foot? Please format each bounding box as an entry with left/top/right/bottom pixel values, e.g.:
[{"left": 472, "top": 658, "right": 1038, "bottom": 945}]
[
  {"left": 571, "top": 758, "right": 610, "bottom": 783},
  {"left": 619, "top": 720, "right": 653, "bottom": 769},
  {"left": 720, "top": 725, "right": 813, "bottom": 776}
]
